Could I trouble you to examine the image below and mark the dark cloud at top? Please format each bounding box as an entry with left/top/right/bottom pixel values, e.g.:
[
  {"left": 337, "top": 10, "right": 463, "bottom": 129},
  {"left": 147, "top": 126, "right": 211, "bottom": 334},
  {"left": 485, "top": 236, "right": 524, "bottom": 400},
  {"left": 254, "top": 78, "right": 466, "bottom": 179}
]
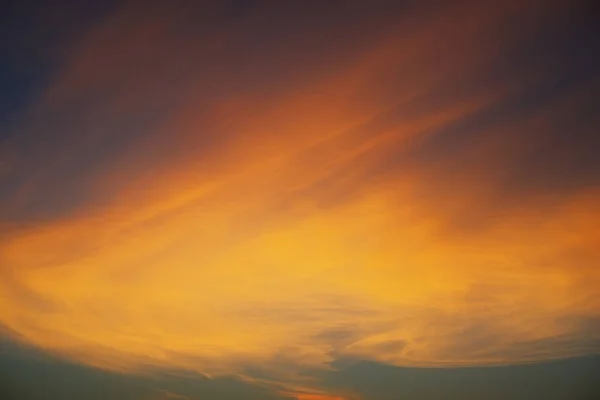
[
  {"left": 3, "top": 0, "right": 599, "bottom": 230},
  {"left": 0, "top": 0, "right": 422, "bottom": 226},
  {"left": 0, "top": 0, "right": 119, "bottom": 131}
]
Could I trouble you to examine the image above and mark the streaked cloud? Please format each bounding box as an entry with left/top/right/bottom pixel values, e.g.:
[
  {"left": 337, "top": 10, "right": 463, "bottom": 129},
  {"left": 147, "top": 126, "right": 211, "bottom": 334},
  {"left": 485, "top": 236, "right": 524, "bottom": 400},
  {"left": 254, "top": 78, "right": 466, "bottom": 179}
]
[{"left": 1, "top": 1, "right": 599, "bottom": 398}]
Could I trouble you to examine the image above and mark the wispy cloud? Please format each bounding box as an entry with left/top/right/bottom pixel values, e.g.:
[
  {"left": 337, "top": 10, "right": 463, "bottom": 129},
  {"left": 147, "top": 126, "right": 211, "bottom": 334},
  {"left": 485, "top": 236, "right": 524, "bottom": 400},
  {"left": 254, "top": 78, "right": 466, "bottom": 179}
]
[{"left": 1, "top": 1, "right": 599, "bottom": 398}]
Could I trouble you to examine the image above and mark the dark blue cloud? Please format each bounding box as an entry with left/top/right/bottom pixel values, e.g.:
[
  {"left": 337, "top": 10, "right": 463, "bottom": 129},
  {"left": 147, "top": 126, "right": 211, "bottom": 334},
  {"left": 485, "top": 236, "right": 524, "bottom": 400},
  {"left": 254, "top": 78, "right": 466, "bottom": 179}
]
[
  {"left": 0, "top": 337, "right": 294, "bottom": 400},
  {"left": 0, "top": 0, "right": 118, "bottom": 132},
  {"left": 324, "top": 357, "right": 600, "bottom": 400}
]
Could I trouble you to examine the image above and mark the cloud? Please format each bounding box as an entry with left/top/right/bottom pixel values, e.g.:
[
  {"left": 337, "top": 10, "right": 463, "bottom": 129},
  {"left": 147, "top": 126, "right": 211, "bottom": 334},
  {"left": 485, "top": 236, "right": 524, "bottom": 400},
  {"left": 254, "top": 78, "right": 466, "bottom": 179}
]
[
  {"left": 0, "top": 0, "right": 599, "bottom": 398},
  {"left": 0, "top": 339, "right": 294, "bottom": 400},
  {"left": 323, "top": 356, "right": 600, "bottom": 400}
]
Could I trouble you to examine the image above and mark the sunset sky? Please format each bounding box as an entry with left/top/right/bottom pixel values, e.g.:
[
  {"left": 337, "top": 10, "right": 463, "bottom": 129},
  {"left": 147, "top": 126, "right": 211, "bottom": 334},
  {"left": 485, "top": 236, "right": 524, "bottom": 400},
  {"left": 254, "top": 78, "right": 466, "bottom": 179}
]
[{"left": 1, "top": 1, "right": 599, "bottom": 399}]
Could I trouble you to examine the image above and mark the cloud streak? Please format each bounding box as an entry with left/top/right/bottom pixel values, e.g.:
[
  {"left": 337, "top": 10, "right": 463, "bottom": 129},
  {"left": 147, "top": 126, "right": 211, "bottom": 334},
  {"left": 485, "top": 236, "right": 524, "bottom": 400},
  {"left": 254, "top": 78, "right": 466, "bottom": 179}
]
[{"left": 1, "top": 1, "right": 599, "bottom": 398}]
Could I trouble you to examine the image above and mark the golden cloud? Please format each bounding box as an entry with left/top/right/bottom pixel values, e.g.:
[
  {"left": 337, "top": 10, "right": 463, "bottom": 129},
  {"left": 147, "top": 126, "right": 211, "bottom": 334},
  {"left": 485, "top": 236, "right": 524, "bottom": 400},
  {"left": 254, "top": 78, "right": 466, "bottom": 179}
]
[{"left": 1, "top": 1, "right": 598, "bottom": 398}]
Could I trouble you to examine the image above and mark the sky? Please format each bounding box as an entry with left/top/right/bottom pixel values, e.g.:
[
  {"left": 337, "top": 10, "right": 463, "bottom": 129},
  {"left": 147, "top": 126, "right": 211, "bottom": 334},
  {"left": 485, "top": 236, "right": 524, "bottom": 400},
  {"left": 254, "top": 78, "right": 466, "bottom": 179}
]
[{"left": 0, "top": 1, "right": 599, "bottom": 399}]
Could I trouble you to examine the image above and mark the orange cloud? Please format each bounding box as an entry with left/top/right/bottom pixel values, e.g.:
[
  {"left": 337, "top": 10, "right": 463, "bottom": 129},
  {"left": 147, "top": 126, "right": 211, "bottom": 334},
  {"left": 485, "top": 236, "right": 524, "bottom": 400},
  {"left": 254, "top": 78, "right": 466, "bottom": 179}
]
[{"left": 1, "top": 1, "right": 598, "bottom": 398}]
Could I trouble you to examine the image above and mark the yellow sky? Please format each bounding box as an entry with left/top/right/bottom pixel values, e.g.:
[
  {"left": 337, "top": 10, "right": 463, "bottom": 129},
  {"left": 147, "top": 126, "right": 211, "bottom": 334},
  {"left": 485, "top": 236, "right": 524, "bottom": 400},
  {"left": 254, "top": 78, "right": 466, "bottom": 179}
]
[{"left": 0, "top": 1, "right": 599, "bottom": 398}]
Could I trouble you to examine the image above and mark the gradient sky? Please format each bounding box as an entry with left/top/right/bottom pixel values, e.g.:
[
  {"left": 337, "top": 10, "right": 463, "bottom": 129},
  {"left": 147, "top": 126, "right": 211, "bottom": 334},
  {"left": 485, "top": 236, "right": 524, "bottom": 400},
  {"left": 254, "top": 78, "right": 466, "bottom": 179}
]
[{"left": 1, "top": 1, "right": 599, "bottom": 399}]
